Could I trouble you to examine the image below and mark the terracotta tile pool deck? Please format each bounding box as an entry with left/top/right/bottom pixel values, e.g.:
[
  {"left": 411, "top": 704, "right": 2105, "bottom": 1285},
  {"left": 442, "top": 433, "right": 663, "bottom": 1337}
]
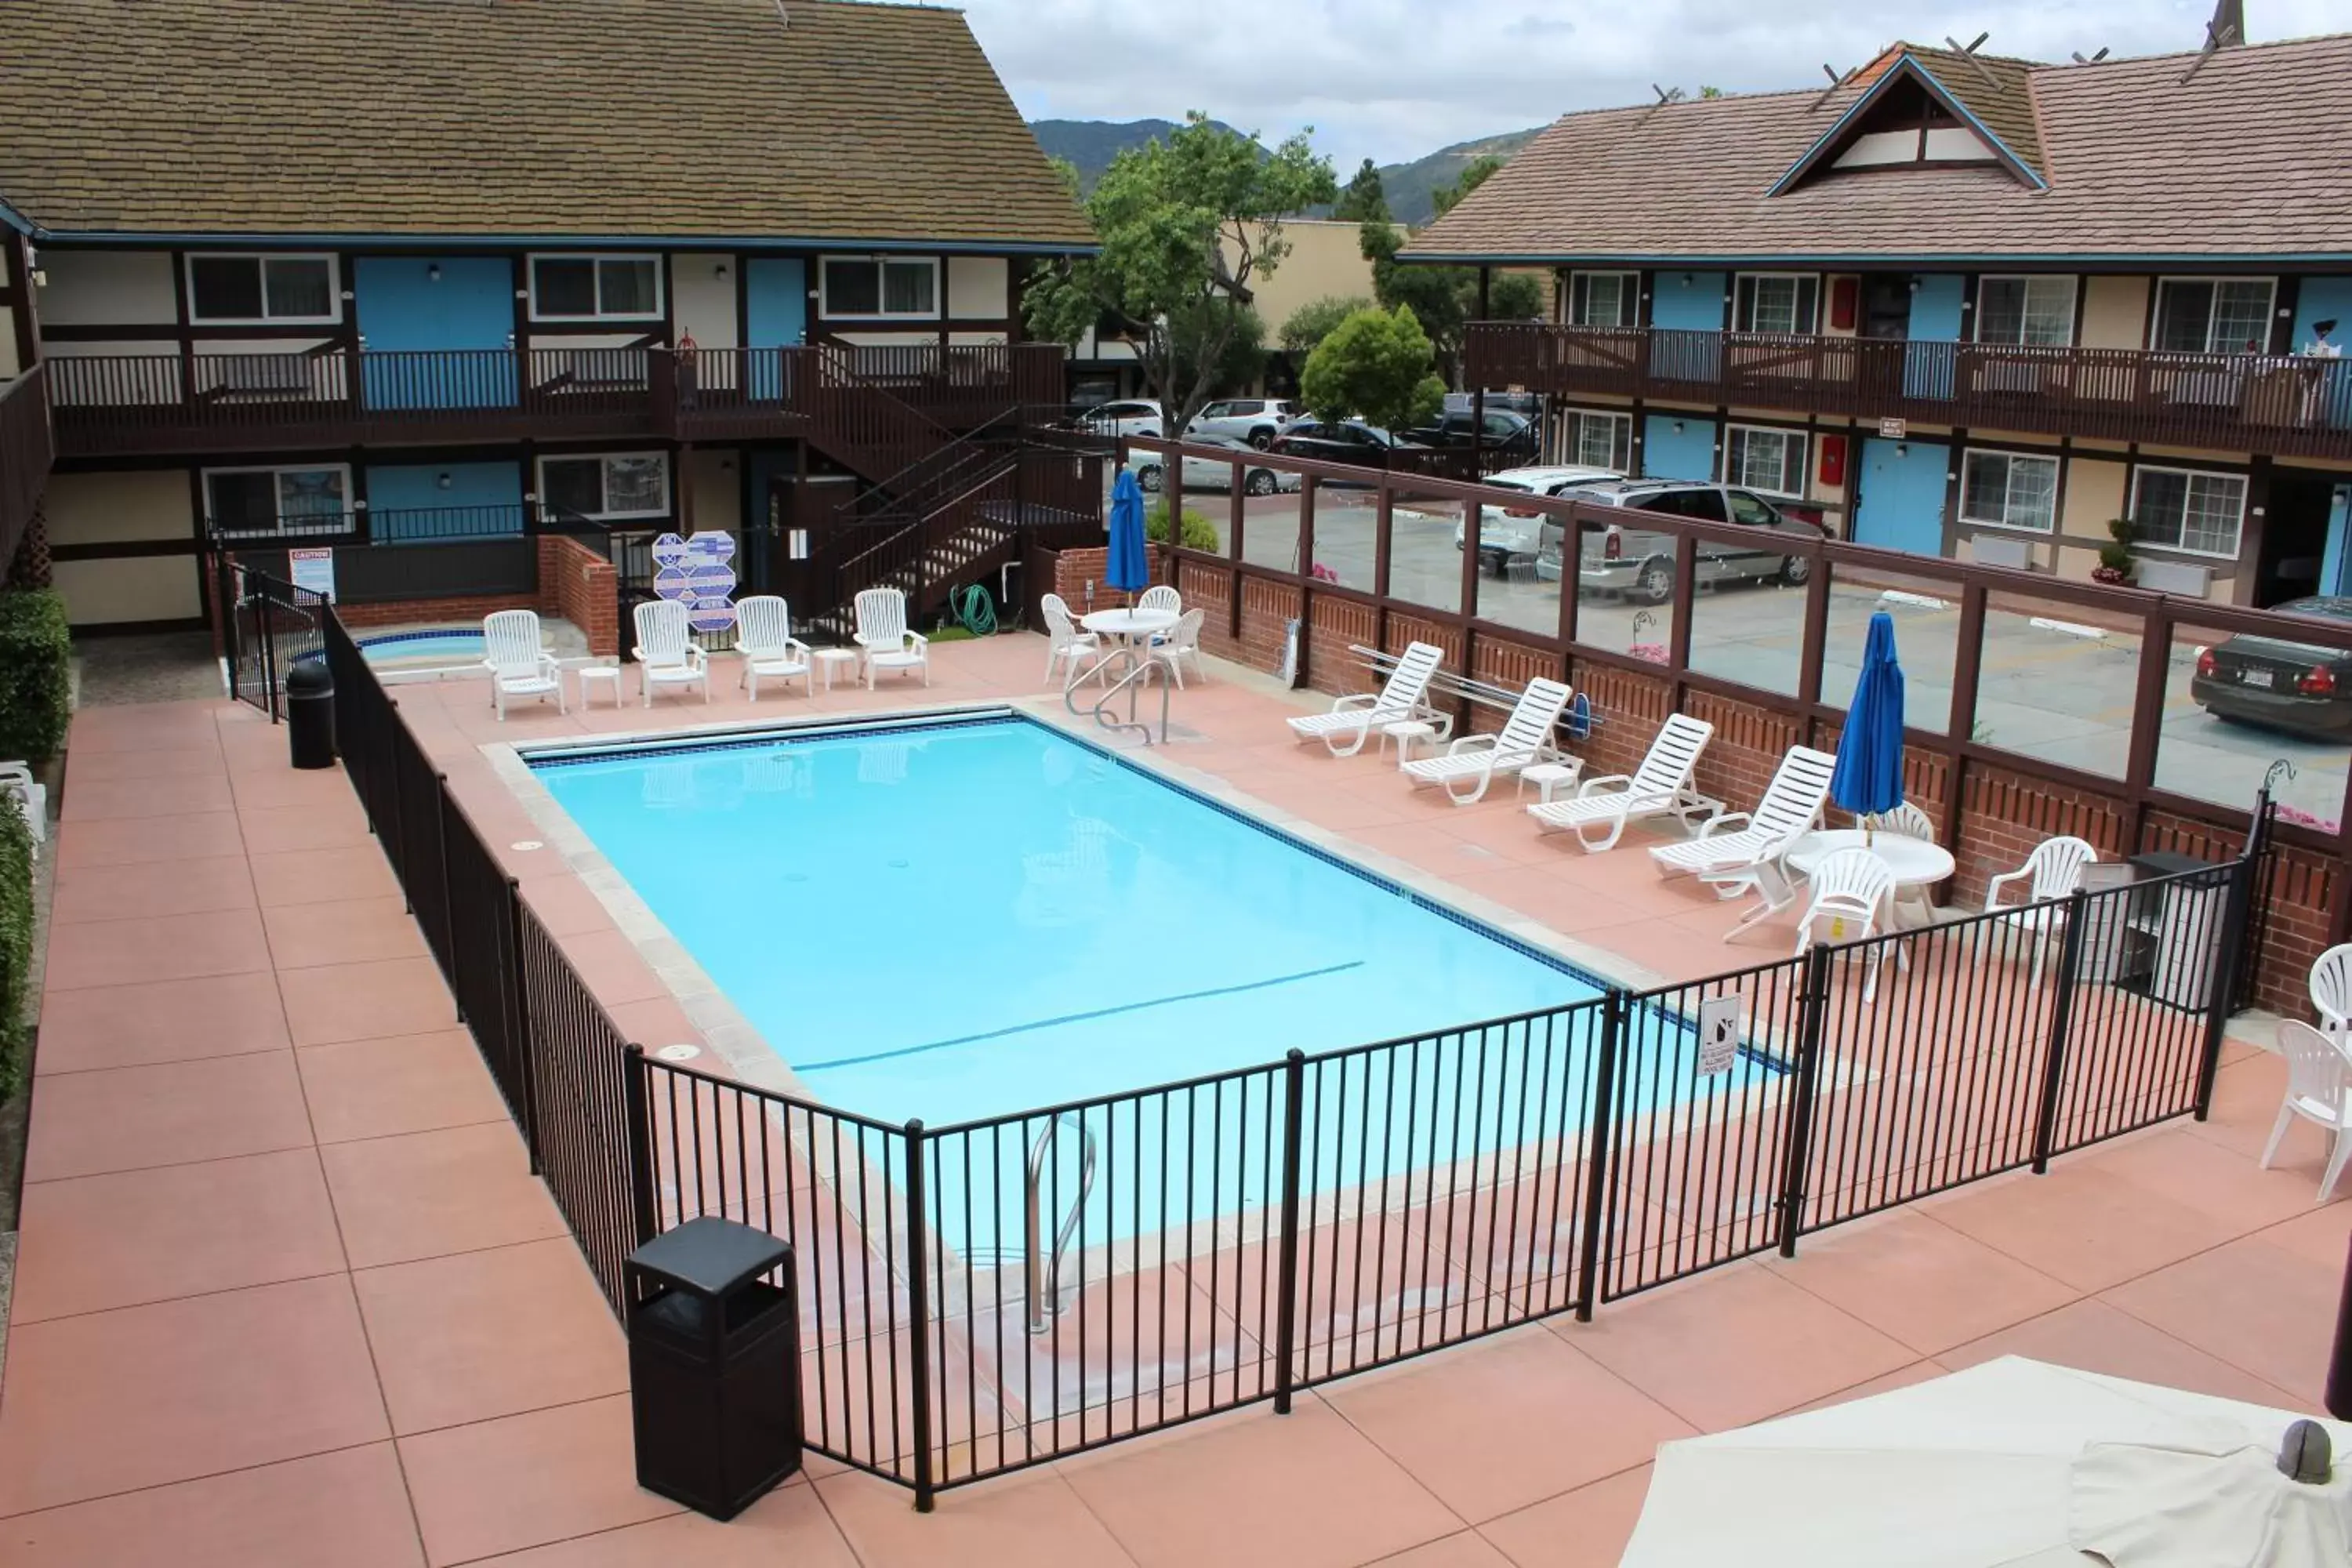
[{"left": 0, "top": 636, "right": 2339, "bottom": 1566}]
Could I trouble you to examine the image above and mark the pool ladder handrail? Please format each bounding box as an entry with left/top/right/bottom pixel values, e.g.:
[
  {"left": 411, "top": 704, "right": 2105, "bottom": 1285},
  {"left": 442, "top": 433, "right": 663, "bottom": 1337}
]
[
  {"left": 1066, "top": 652, "right": 1171, "bottom": 746},
  {"left": 1025, "top": 1111, "right": 1098, "bottom": 1334}
]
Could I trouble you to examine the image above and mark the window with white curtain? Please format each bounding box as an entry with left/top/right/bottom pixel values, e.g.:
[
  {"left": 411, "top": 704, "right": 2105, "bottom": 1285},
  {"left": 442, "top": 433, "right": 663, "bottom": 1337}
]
[
  {"left": 1563, "top": 408, "right": 1633, "bottom": 471},
  {"left": 1724, "top": 425, "right": 1806, "bottom": 495},
  {"left": 1958, "top": 449, "right": 2060, "bottom": 532},
  {"left": 2151, "top": 278, "right": 2277, "bottom": 355},
  {"left": 2130, "top": 466, "right": 2247, "bottom": 557},
  {"left": 1975, "top": 277, "right": 2076, "bottom": 347}
]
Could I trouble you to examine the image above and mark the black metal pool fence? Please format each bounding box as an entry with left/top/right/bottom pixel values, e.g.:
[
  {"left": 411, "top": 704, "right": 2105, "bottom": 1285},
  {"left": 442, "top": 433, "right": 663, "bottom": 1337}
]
[{"left": 321, "top": 605, "right": 2267, "bottom": 1510}]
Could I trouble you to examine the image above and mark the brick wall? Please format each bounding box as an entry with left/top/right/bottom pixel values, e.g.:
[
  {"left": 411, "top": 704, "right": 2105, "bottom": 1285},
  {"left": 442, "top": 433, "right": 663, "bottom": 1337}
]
[
  {"left": 336, "top": 593, "right": 539, "bottom": 630},
  {"left": 538, "top": 535, "right": 619, "bottom": 658}
]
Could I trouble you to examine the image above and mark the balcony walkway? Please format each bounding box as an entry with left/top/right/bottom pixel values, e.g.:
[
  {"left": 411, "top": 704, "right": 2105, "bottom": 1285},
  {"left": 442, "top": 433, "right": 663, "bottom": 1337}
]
[{"left": 0, "top": 640, "right": 2337, "bottom": 1567}]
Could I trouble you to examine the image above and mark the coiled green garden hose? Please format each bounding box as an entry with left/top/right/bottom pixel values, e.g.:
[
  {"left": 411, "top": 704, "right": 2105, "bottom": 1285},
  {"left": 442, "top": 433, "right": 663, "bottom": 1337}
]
[{"left": 949, "top": 583, "right": 997, "bottom": 636}]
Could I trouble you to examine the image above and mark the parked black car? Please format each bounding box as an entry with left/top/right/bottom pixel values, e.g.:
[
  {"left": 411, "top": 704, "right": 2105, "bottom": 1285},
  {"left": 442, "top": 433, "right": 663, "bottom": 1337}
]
[
  {"left": 1403, "top": 408, "right": 1540, "bottom": 466},
  {"left": 1269, "top": 418, "right": 1420, "bottom": 469},
  {"left": 2190, "top": 597, "right": 2352, "bottom": 739}
]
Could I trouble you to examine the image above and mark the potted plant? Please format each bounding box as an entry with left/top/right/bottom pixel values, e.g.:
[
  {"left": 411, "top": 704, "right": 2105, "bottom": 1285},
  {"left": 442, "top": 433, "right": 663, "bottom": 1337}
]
[{"left": 2092, "top": 517, "right": 2139, "bottom": 586}]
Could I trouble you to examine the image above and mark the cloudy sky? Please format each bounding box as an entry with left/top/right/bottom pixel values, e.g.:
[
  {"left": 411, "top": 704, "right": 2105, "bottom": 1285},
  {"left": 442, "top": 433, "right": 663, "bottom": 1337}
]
[{"left": 958, "top": 0, "right": 2347, "bottom": 167}]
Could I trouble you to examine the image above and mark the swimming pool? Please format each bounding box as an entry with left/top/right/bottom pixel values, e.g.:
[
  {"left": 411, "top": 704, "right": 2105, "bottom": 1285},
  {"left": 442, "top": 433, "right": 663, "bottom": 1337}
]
[{"left": 360, "top": 628, "right": 487, "bottom": 666}]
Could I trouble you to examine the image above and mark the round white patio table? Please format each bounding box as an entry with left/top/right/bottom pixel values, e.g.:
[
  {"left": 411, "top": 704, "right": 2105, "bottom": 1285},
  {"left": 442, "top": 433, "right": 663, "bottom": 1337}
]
[
  {"left": 1785, "top": 829, "right": 1955, "bottom": 928},
  {"left": 1078, "top": 606, "right": 1179, "bottom": 685}
]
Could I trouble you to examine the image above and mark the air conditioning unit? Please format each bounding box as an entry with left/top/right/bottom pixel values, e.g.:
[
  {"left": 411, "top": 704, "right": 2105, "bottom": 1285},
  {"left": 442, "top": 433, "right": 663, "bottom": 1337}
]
[{"left": 220, "top": 354, "right": 311, "bottom": 394}]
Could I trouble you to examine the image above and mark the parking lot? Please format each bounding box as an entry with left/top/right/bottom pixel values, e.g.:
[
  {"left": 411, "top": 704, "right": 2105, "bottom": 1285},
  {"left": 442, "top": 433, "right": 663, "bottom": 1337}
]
[{"left": 1168, "top": 485, "right": 2349, "bottom": 826}]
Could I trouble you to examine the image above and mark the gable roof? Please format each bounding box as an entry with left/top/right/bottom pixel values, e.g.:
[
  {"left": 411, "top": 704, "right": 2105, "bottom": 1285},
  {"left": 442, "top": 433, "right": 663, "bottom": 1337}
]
[
  {"left": 1404, "top": 32, "right": 2352, "bottom": 266},
  {"left": 0, "top": 0, "right": 1094, "bottom": 250},
  {"left": 1770, "top": 47, "right": 2045, "bottom": 194}
]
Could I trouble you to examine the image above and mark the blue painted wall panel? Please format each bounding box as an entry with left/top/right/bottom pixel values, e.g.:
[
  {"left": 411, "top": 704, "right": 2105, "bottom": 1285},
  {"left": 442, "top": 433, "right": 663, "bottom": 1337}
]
[
  {"left": 1650, "top": 271, "right": 1727, "bottom": 331},
  {"left": 1903, "top": 274, "right": 1967, "bottom": 401},
  {"left": 746, "top": 259, "right": 808, "bottom": 401},
  {"left": 356, "top": 256, "right": 516, "bottom": 410},
  {"left": 2325, "top": 486, "right": 2351, "bottom": 597},
  {"left": 366, "top": 461, "right": 524, "bottom": 543},
  {"left": 1852, "top": 437, "right": 1947, "bottom": 556},
  {"left": 1642, "top": 413, "right": 1717, "bottom": 481},
  {"left": 2293, "top": 276, "right": 2352, "bottom": 430}
]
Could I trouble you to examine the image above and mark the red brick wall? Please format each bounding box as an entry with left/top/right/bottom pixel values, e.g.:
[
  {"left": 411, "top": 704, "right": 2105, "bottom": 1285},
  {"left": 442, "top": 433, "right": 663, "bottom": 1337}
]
[
  {"left": 335, "top": 593, "right": 539, "bottom": 630},
  {"left": 538, "top": 535, "right": 619, "bottom": 658}
]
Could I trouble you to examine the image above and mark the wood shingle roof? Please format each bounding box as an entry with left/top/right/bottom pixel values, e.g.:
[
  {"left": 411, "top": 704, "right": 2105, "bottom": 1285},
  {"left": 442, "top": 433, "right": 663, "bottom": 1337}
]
[{"left": 0, "top": 0, "right": 1095, "bottom": 249}]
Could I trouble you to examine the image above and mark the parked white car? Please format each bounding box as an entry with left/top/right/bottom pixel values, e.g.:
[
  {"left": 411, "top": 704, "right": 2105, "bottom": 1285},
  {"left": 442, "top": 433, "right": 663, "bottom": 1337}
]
[
  {"left": 1183, "top": 397, "right": 1296, "bottom": 448},
  {"left": 1126, "top": 434, "right": 1302, "bottom": 496},
  {"left": 1452, "top": 464, "right": 1622, "bottom": 575},
  {"left": 1071, "top": 399, "right": 1164, "bottom": 440}
]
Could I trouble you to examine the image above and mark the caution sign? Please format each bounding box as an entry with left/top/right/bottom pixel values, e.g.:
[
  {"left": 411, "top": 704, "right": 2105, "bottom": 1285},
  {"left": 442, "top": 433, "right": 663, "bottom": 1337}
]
[{"left": 1696, "top": 995, "right": 1742, "bottom": 1077}]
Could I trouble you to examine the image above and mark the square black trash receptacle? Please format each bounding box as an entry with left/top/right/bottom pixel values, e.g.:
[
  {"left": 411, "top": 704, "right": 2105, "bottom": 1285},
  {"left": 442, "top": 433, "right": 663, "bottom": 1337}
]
[{"left": 625, "top": 1218, "right": 803, "bottom": 1520}]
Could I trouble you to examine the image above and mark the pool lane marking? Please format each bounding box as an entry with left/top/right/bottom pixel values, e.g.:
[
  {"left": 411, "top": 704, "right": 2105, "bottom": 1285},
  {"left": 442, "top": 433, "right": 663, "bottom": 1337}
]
[{"left": 794, "top": 960, "right": 1369, "bottom": 1073}]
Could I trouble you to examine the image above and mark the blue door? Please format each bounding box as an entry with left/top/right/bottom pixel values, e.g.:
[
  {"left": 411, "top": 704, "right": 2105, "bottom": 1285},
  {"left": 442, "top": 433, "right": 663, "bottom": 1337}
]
[
  {"left": 1903, "top": 274, "right": 1965, "bottom": 401},
  {"left": 1642, "top": 413, "right": 1716, "bottom": 481},
  {"left": 355, "top": 256, "right": 515, "bottom": 409},
  {"left": 746, "top": 259, "right": 808, "bottom": 401},
  {"left": 1853, "top": 437, "right": 1947, "bottom": 556},
  {"left": 365, "top": 461, "right": 525, "bottom": 543},
  {"left": 1648, "top": 270, "right": 1726, "bottom": 384}
]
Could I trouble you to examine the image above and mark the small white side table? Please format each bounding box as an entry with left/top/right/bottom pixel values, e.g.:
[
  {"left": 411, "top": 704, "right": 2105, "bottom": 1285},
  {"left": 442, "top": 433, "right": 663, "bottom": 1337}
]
[
  {"left": 1519, "top": 760, "right": 1584, "bottom": 804},
  {"left": 1383, "top": 720, "right": 1438, "bottom": 769},
  {"left": 575, "top": 663, "right": 623, "bottom": 709},
  {"left": 813, "top": 648, "right": 861, "bottom": 692}
]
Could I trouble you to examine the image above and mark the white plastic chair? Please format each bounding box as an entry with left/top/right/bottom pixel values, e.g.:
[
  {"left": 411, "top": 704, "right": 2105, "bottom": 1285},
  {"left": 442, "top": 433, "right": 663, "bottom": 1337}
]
[
  {"left": 1287, "top": 642, "right": 1445, "bottom": 757},
  {"left": 0, "top": 762, "right": 45, "bottom": 852},
  {"left": 1041, "top": 593, "right": 1102, "bottom": 688},
  {"left": 2260, "top": 1020, "right": 2352, "bottom": 1202},
  {"left": 733, "top": 595, "right": 811, "bottom": 701},
  {"left": 2310, "top": 944, "right": 2352, "bottom": 1033},
  {"left": 853, "top": 588, "right": 929, "bottom": 688},
  {"left": 1650, "top": 746, "right": 1839, "bottom": 938},
  {"left": 1404, "top": 678, "right": 1572, "bottom": 805},
  {"left": 633, "top": 599, "right": 710, "bottom": 706},
  {"left": 1150, "top": 608, "right": 1206, "bottom": 690},
  {"left": 482, "top": 609, "right": 565, "bottom": 720},
  {"left": 1862, "top": 800, "right": 1939, "bottom": 924},
  {"left": 1137, "top": 584, "right": 1181, "bottom": 616},
  {"left": 1795, "top": 847, "right": 1900, "bottom": 1001},
  {"left": 1984, "top": 835, "right": 2098, "bottom": 967},
  {"left": 1529, "top": 714, "right": 1716, "bottom": 851}
]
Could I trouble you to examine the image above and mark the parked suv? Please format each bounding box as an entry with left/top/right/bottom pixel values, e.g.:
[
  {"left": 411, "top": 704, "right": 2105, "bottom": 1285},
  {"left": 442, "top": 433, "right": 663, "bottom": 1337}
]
[
  {"left": 1451, "top": 464, "right": 1622, "bottom": 575},
  {"left": 1185, "top": 397, "right": 1294, "bottom": 448},
  {"left": 1405, "top": 408, "right": 1540, "bottom": 466},
  {"left": 1534, "top": 481, "right": 1824, "bottom": 602},
  {"left": 1069, "top": 399, "right": 1163, "bottom": 440}
]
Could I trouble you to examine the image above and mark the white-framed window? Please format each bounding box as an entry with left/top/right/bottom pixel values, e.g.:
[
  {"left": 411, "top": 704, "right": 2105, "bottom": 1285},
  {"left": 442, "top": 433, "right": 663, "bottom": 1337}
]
[
  {"left": 2151, "top": 278, "right": 2277, "bottom": 355},
  {"left": 1563, "top": 408, "right": 1633, "bottom": 472},
  {"left": 1733, "top": 273, "right": 1820, "bottom": 336},
  {"left": 527, "top": 254, "right": 664, "bottom": 322},
  {"left": 1723, "top": 424, "right": 1807, "bottom": 496},
  {"left": 2129, "top": 465, "right": 2247, "bottom": 559},
  {"left": 1958, "top": 448, "right": 2060, "bottom": 533},
  {"left": 201, "top": 463, "right": 352, "bottom": 539},
  {"left": 1567, "top": 271, "right": 1639, "bottom": 328},
  {"left": 536, "top": 452, "right": 670, "bottom": 521},
  {"left": 185, "top": 253, "right": 340, "bottom": 325},
  {"left": 818, "top": 256, "right": 940, "bottom": 320},
  {"left": 1975, "top": 275, "right": 2076, "bottom": 347}
]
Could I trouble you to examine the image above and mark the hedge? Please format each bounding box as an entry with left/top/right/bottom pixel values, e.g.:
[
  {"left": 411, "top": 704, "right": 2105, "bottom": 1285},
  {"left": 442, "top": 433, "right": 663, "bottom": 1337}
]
[
  {"left": 0, "top": 794, "right": 30, "bottom": 1093},
  {"left": 1145, "top": 502, "right": 1219, "bottom": 553},
  {"left": 0, "top": 590, "right": 71, "bottom": 765}
]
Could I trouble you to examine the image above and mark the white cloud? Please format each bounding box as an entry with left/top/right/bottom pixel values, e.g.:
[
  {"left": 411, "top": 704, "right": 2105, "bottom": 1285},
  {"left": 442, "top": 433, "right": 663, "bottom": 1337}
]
[{"left": 956, "top": 0, "right": 2349, "bottom": 166}]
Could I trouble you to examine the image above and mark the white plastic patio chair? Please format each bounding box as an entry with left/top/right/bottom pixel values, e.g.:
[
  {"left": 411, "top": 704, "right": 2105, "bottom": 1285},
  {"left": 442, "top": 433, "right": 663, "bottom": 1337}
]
[
  {"left": 1983, "top": 835, "right": 2098, "bottom": 968},
  {"left": 732, "top": 595, "right": 811, "bottom": 701},
  {"left": 1041, "top": 593, "right": 1102, "bottom": 688},
  {"left": 1287, "top": 641, "right": 1446, "bottom": 757},
  {"left": 0, "top": 762, "right": 45, "bottom": 851},
  {"left": 1650, "top": 745, "right": 1839, "bottom": 939},
  {"left": 1794, "top": 846, "right": 1901, "bottom": 1001},
  {"left": 853, "top": 588, "right": 929, "bottom": 688},
  {"left": 2310, "top": 944, "right": 2352, "bottom": 1033},
  {"left": 482, "top": 609, "right": 565, "bottom": 721},
  {"left": 1861, "top": 800, "right": 1938, "bottom": 924},
  {"left": 1403, "top": 678, "right": 1573, "bottom": 806},
  {"left": 2259, "top": 1020, "right": 2352, "bottom": 1202},
  {"left": 1528, "top": 714, "right": 1716, "bottom": 851},
  {"left": 1137, "top": 584, "right": 1181, "bottom": 616},
  {"left": 1150, "top": 608, "right": 1206, "bottom": 690},
  {"left": 632, "top": 599, "right": 710, "bottom": 706}
]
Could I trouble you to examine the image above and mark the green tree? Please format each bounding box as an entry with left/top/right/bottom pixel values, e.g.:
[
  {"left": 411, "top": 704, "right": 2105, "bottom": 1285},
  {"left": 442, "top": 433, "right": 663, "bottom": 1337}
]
[
  {"left": 1332, "top": 158, "right": 1390, "bottom": 223},
  {"left": 1489, "top": 272, "right": 1545, "bottom": 321},
  {"left": 1431, "top": 154, "right": 1503, "bottom": 219},
  {"left": 1023, "top": 113, "right": 1337, "bottom": 434},
  {"left": 1361, "top": 156, "right": 1535, "bottom": 377},
  {"left": 1299, "top": 305, "right": 1446, "bottom": 432},
  {"left": 1168, "top": 299, "right": 1266, "bottom": 400},
  {"left": 1279, "top": 295, "right": 1374, "bottom": 355}
]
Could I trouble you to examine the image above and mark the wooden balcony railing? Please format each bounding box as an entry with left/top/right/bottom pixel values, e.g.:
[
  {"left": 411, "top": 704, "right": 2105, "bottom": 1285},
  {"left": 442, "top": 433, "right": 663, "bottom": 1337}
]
[
  {"left": 0, "top": 366, "right": 55, "bottom": 572},
  {"left": 1467, "top": 322, "right": 2352, "bottom": 460}
]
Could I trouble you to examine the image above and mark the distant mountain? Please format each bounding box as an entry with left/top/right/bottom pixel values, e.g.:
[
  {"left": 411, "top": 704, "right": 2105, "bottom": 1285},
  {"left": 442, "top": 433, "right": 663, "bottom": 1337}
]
[{"left": 1029, "top": 118, "right": 1243, "bottom": 191}]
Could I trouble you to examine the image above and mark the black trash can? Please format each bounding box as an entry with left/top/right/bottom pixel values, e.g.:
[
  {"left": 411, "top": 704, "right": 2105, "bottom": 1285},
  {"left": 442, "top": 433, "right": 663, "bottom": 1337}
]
[
  {"left": 625, "top": 1218, "right": 803, "bottom": 1520},
  {"left": 284, "top": 659, "right": 336, "bottom": 770}
]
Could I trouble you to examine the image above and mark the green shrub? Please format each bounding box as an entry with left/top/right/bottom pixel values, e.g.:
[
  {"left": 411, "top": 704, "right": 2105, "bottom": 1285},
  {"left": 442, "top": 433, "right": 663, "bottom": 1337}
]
[
  {"left": 0, "top": 794, "right": 30, "bottom": 1094},
  {"left": 0, "top": 591, "right": 71, "bottom": 765},
  {"left": 1145, "top": 502, "right": 1219, "bottom": 553}
]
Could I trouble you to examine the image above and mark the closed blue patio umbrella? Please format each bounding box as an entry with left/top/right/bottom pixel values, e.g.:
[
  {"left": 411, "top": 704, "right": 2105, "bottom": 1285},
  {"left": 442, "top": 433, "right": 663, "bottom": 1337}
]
[
  {"left": 1105, "top": 470, "right": 1150, "bottom": 604},
  {"left": 1831, "top": 611, "right": 1907, "bottom": 825}
]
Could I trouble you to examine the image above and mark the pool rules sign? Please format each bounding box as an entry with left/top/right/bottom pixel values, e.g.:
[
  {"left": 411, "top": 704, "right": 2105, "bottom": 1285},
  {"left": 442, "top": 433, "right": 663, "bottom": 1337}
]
[{"left": 1696, "top": 994, "right": 1741, "bottom": 1077}]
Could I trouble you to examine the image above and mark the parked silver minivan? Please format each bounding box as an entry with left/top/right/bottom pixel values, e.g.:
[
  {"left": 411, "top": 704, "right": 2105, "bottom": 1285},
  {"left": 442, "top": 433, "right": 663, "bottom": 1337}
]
[{"left": 1534, "top": 480, "right": 1824, "bottom": 603}]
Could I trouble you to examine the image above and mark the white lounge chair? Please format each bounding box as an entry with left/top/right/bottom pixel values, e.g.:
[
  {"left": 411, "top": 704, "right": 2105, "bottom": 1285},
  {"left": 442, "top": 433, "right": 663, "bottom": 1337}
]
[
  {"left": 482, "top": 609, "right": 565, "bottom": 721},
  {"left": 1795, "top": 847, "right": 1900, "bottom": 1001},
  {"left": 2261, "top": 1020, "right": 2352, "bottom": 1202},
  {"left": 853, "top": 588, "right": 929, "bottom": 688},
  {"left": 1527, "top": 713, "right": 1716, "bottom": 851},
  {"left": 633, "top": 599, "right": 710, "bottom": 706},
  {"left": 1150, "top": 608, "right": 1206, "bottom": 690},
  {"left": 1403, "top": 678, "right": 1573, "bottom": 805},
  {"left": 733, "top": 595, "right": 811, "bottom": 701},
  {"left": 1286, "top": 641, "right": 1445, "bottom": 757},
  {"left": 1649, "top": 745, "right": 1838, "bottom": 938},
  {"left": 1984, "top": 835, "right": 2098, "bottom": 968},
  {"left": 1041, "top": 593, "right": 1102, "bottom": 688},
  {"left": 2313, "top": 943, "right": 2352, "bottom": 1033},
  {"left": 1137, "top": 584, "right": 1181, "bottom": 616},
  {"left": 0, "top": 762, "right": 45, "bottom": 852}
]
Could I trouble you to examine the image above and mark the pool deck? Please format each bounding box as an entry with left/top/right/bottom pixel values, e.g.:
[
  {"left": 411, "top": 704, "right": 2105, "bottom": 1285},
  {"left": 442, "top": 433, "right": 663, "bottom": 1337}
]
[{"left": 2, "top": 634, "right": 2340, "bottom": 1566}]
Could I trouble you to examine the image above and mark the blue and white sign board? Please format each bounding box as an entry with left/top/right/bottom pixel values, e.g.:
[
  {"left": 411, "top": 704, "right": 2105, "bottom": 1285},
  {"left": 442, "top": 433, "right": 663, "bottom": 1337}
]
[
  {"left": 651, "top": 532, "right": 737, "bottom": 635},
  {"left": 288, "top": 546, "right": 336, "bottom": 602}
]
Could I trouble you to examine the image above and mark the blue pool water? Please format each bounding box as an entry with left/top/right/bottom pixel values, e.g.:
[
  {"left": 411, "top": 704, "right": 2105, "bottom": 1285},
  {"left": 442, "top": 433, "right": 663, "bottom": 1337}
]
[{"left": 361, "top": 630, "right": 487, "bottom": 665}]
